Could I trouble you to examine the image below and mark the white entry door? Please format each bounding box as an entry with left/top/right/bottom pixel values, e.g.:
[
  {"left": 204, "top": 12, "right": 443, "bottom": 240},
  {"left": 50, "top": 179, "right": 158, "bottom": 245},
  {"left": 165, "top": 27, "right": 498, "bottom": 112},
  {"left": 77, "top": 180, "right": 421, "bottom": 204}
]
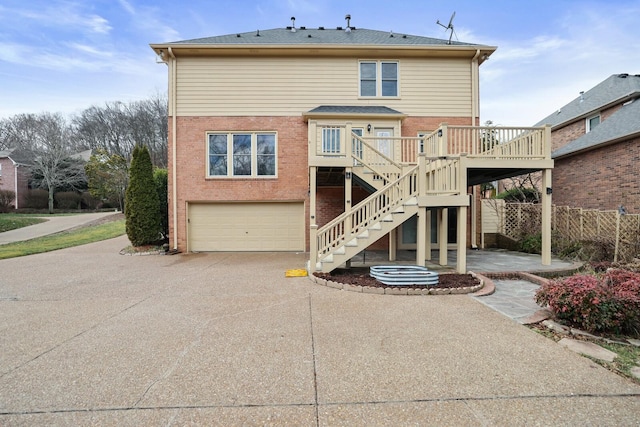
[{"left": 376, "top": 128, "right": 393, "bottom": 159}]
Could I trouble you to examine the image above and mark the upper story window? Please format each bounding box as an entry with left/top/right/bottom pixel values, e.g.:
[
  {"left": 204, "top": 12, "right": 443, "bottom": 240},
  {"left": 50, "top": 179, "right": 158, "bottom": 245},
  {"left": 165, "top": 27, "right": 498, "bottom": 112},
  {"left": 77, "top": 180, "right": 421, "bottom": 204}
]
[
  {"left": 360, "top": 61, "right": 398, "bottom": 97},
  {"left": 586, "top": 114, "right": 600, "bottom": 132},
  {"left": 208, "top": 132, "right": 276, "bottom": 178}
]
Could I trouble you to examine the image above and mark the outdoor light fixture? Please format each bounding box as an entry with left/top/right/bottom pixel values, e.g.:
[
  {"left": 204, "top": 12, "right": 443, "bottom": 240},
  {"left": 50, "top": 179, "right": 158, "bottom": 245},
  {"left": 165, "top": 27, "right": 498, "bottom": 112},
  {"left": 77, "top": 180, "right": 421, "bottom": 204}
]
[
  {"left": 437, "top": 129, "right": 443, "bottom": 137},
  {"left": 367, "top": 124, "right": 372, "bottom": 132},
  {"left": 345, "top": 171, "right": 352, "bottom": 179},
  {"left": 546, "top": 187, "right": 552, "bottom": 195}
]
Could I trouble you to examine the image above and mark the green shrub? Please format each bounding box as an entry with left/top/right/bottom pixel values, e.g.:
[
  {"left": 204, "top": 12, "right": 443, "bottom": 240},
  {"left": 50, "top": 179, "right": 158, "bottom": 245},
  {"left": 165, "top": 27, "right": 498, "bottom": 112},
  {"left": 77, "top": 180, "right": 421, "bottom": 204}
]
[
  {"left": 0, "top": 189, "right": 15, "bottom": 212},
  {"left": 24, "top": 189, "right": 49, "bottom": 209},
  {"left": 55, "top": 191, "right": 82, "bottom": 210},
  {"left": 153, "top": 168, "right": 168, "bottom": 240},
  {"left": 536, "top": 269, "right": 640, "bottom": 335},
  {"left": 125, "top": 145, "right": 161, "bottom": 246},
  {"left": 495, "top": 187, "right": 540, "bottom": 202},
  {"left": 81, "top": 191, "right": 100, "bottom": 210},
  {"left": 520, "top": 233, "right": 541, "bottom": 254}
]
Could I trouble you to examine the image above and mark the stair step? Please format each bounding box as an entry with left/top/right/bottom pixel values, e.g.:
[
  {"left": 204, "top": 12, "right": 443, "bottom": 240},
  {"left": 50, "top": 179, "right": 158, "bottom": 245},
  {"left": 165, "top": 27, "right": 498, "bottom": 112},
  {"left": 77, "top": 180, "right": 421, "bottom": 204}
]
[
  {"left": 404, "top": 197, "right": 418, "bottom": 206},
  {"left": 334, "top": 247, "right": 345, "bottom": 255},
  {"left": 346, "top": 238, "right": 358, "bottom": 247},
  {"left": 322, "top": 254, "right": 334, "bottom": 263},
  {"left": 383, "top": 215, "right": 394, "bottom": 222},
  {"left": 393, "top": 205, "right": 405, "bottom": 214},
  {"left": 369, "top": 223, "right": 382, "bottom": 231},
  {"left": 357, "top": 230, "right": 369, "bottom": 239}
]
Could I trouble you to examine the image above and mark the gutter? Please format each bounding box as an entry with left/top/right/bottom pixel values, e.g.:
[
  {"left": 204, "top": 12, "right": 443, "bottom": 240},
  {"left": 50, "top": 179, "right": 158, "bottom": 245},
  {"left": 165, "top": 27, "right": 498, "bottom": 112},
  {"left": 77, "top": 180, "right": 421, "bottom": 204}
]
[{"left": 470, "top": 49, "right": 481, "bottom": 249}]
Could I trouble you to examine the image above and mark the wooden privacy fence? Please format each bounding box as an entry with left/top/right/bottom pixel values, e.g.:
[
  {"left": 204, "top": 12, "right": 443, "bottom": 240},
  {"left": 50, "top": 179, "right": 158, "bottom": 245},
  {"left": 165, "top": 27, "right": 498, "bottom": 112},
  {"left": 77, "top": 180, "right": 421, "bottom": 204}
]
[{"left": 498, "top": 203, "right": 640, "bottom": 262}]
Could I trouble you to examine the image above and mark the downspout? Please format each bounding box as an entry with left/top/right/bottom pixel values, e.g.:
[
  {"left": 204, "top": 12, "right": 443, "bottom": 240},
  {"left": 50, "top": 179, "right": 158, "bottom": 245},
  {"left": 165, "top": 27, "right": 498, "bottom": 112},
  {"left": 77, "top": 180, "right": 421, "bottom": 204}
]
[
  {"left": 470, "top": 49, "right": 481, "bottom": 249},
  {"left": 168, "top": 47, "right": 178, "bottom": 250}
]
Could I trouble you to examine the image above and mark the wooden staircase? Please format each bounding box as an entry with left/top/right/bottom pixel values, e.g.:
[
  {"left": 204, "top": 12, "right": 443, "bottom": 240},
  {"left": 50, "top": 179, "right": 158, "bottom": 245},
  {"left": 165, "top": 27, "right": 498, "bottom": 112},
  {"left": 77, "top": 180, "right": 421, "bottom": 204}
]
[{"left": 311, "top": 135, "right": 463, "bottom": 273}]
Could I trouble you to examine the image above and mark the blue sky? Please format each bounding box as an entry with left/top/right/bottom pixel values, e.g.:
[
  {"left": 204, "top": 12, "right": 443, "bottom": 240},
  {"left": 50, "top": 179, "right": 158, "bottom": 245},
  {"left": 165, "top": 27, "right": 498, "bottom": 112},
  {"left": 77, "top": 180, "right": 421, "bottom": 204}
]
[{"left": 1, "top": 0, "right": 639, "bottom": 125}]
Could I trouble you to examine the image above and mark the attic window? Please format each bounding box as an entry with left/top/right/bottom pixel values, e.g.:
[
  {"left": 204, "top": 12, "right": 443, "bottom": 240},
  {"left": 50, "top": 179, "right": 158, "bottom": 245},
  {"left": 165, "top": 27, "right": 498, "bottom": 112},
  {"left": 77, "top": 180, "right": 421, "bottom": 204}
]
[{"left": 586, "top": 114, "right": 600, "bottom": 132}]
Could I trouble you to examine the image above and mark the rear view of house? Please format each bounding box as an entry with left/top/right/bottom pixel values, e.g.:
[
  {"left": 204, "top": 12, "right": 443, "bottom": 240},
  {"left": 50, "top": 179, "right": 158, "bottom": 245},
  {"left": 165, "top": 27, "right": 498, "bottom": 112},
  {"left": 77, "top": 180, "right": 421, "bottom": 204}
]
[{"left": 151, "top": 17, "right": 554, "bottom": 272}]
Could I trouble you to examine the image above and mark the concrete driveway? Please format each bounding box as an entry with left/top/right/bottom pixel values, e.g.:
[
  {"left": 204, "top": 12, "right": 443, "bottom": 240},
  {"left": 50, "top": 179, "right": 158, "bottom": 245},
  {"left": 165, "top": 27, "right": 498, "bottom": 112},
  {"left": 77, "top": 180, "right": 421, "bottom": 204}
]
[{"left": 1, "top": 235, "right": 639, "bottom": 425}]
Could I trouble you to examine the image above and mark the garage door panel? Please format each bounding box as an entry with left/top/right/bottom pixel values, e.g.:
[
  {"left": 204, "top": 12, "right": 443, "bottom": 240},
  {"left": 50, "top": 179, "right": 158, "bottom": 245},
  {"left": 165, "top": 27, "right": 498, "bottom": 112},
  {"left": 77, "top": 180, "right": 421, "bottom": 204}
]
[{"left": 189, "top": 202, "right": 304, "bottom": 252}]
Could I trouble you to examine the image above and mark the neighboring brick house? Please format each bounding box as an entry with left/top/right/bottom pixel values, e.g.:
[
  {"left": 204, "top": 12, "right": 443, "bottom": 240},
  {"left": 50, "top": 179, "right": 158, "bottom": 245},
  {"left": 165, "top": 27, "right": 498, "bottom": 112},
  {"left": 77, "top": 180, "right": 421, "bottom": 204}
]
[
  {"left": 536, "top": 74, "right": 640, "bottom": 213},
  {"left": 151, "top": 19, "right": 553, "bottom": 272},
  {"left": 0, "top": 148, "right": 32, "bottom": 209}
]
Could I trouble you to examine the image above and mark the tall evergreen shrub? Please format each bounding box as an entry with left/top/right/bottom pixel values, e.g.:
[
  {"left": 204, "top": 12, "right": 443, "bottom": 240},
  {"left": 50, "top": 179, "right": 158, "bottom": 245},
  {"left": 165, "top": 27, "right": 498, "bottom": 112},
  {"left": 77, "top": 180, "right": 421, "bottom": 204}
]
[
  {"left": 125, "top": 145, "right": 161, "bottom": 246},
  {"left": 153, "top": 168, "right": 169, "bottom": 240}
]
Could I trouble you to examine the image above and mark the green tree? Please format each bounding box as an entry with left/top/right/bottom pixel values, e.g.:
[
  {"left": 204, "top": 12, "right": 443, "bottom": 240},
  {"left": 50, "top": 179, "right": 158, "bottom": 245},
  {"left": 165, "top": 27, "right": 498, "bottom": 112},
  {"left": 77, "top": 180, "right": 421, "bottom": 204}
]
[
  {"left": 125, "top": 145, "right": 161, "bottom": 246},
  {"left": 85, "top": 148, "right": 128, "bottom": 211},
  {"left": 153, "top": 168, "right": 169, "bottom": 240}
]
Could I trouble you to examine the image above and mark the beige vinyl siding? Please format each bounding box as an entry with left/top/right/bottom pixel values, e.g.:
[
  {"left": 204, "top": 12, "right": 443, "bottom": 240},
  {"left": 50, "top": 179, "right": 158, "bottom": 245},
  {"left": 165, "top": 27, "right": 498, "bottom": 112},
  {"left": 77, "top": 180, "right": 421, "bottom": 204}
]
[{"left": 175, "top": 57, "right": 471, "bottom": 117}]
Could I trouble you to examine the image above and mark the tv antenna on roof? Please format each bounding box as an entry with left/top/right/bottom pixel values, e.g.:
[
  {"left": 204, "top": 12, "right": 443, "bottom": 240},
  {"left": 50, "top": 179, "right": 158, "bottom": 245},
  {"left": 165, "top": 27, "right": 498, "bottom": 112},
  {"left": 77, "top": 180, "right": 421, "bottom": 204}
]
[{"left": 436, "top": 11, "right": 457, "bottom": 44}]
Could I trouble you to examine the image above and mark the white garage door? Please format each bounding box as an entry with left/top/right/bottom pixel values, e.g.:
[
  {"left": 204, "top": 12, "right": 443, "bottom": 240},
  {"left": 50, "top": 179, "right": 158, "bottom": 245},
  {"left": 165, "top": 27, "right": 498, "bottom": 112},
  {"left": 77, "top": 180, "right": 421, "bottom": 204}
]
[{"left": 188, "top": 202, "right": 305, "bottom": 252}]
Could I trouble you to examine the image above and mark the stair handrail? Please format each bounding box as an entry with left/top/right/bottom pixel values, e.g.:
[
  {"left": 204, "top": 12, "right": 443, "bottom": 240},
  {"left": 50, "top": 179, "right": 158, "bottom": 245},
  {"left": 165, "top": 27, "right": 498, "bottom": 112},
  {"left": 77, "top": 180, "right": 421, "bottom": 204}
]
[
  {"left": 351, "top": 133, "right": 402, "bottom": 184},
  {"left": 316, "top": 165, "right": 419, "bottom": 256}
]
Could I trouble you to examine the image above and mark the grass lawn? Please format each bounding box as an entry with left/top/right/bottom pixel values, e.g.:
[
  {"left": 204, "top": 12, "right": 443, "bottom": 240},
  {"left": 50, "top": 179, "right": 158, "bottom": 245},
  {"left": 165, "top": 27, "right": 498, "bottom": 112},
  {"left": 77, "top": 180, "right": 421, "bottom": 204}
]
[
  {"left": 0, "top": 219, "right": 126, "bottom": 260},
  {"left": 0, "top": 215, "right": 48, "bottom": 232}
]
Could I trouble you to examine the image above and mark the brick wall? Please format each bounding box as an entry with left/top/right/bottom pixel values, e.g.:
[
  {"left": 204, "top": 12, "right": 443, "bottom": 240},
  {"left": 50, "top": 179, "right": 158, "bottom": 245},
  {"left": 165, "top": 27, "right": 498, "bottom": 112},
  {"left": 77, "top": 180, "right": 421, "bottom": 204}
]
[
  {"left": 169, "top": 114, "right": 476, "bottom": 252},
  {"left": 0, "top": 159, "right": 29, "bottom": 209},
  {"left": 169, "top": 116, "right": 309, "bottom": 252},
  {"left": 551, "top": 103, "right": 622, "bottom": 152},
  {"left": 552, "top": 136, "right": 640, "bottom": 212}
]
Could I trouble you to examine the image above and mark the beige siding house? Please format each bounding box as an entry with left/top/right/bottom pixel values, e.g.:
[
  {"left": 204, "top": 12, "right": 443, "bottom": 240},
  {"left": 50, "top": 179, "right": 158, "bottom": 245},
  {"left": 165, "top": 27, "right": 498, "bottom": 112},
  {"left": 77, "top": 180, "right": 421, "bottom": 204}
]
[{"left": 151, "top": 23, "right": 554, "bottom": 273}]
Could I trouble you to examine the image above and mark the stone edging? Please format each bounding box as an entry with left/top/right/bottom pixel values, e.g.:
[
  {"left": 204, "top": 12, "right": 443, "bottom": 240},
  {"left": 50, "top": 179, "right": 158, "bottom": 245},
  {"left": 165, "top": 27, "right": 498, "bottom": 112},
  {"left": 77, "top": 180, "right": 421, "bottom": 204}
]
[{"left": 308, "top": 272, "right": 484, "bottom": 296}]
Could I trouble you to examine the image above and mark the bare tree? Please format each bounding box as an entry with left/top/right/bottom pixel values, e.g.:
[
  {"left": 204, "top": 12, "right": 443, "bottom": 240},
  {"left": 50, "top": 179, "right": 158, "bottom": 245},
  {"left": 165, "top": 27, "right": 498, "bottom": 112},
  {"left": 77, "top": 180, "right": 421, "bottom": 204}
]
[{"left": 28, "top": 113, "right": 87, "bottom": 213}]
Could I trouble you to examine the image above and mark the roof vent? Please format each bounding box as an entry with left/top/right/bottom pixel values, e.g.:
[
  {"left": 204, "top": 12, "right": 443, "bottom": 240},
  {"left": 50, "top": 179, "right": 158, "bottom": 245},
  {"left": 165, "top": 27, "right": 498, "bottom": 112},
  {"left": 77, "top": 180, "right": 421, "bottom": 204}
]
[
  {"left": 290, "top": 17, "right": 296, "bottom": 32},
  {"left": 300, "top": 26, "right": 306, "bottom": 30},
  {"left": 579, "top": 91, "right": 584, "bottom": 102},
  {"left": 236, "top": 34, "right": 241, "bottom": 37},
  {"left": 619, "top": 73, "right": 629, "bottom": 78},
  {"left": 318, "top": 26, "right": 325, "bottom": 30},
  {"left": 336, "top": 26, "right": 343, "bottom": 30},
  {"left": 389, "top": 30, "right": 394, "bottom": 38},
  {"left": 345, "top": 14, "right": 352, "bottom": 32}
]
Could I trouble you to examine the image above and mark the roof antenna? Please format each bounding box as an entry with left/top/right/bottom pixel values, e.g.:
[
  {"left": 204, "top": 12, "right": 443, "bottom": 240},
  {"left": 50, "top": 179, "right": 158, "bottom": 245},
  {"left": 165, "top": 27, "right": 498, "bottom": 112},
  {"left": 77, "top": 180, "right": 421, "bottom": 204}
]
[
  {"left": 345, "top": 14, "right": 352, "bottom": 32},
  {"left": 290, "top": 16, "right": 296, "bottom": 32},
  {"left": 436, "top": 11, "right": 457, "bottom": 44}
]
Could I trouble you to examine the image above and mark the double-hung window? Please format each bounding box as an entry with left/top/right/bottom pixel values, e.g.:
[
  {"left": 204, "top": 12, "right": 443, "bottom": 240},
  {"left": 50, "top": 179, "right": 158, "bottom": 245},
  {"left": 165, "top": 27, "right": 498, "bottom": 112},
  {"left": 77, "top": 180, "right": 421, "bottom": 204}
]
[
  {"left": 359, "top": 61, "right": 398, "bottom": 97},
  {"left": 208, "top": 132, "right": 276, "bottom": 177}
]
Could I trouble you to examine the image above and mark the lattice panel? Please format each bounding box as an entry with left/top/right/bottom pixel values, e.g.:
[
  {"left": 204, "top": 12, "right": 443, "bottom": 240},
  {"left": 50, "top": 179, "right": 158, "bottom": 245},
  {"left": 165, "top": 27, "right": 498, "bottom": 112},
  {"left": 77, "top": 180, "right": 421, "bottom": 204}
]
[
  {"left": 503, "top": 203, "right": 640, "bottom": 262},
  {"left": 618, "top": 214, "right": 640, "bottom": 262}
]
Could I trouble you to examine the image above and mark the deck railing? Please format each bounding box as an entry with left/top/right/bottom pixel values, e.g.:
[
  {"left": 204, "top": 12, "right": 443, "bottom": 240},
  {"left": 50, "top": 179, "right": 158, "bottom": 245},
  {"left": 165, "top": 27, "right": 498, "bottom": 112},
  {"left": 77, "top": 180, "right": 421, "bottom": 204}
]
[{"left": 311, "top": 123, "right": 550, "bottom": 164}]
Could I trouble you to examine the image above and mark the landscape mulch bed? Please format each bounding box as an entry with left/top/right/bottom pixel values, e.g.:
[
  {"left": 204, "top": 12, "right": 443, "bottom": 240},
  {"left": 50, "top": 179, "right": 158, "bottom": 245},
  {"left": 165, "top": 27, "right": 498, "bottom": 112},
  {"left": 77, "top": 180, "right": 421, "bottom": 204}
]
[{"left": 314, "top": 267, "right": 480, "bottom": 289}]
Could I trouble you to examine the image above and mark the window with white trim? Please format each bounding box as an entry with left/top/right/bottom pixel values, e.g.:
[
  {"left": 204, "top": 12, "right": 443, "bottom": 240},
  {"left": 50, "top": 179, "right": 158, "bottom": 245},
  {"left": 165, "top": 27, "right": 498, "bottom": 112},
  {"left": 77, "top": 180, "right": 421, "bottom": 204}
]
[
  {"left": 359, "top": 61, "right": 398, "bottom": 97},
  {"left": 586, "top": 114, "right": 600, "bottom": 132},
  {"left": 207, "top": 132, "right": 276, "bottom": 177}
]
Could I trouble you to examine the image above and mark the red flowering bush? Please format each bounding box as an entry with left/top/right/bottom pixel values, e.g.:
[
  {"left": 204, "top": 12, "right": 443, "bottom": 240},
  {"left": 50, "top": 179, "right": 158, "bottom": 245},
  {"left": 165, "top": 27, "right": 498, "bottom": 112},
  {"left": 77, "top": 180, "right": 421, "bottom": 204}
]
[{"left": 535, "top": 269, "right": 640, "bottom": 335}]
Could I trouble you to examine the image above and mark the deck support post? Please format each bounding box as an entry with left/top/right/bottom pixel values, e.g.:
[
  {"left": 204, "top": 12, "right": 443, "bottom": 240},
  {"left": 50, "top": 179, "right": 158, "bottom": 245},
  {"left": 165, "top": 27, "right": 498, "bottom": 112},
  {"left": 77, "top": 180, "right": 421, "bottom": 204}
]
[
  {"left": 541, "top": 168, "right": 552, "bottom": 265},
  {"left": 416, "top": 207, "right": 427, "bottom": 266},
  {"left": 456, "top": 206, "right": 467, "bottom": 273},
  {"left": 439, "top": 208, "right": 448, "bottom": 266}
]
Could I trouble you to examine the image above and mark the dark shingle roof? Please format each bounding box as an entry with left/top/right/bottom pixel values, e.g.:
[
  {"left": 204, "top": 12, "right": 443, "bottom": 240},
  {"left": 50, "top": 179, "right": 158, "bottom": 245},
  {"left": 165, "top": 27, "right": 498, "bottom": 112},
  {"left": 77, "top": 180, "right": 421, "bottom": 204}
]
[
  {"left": 306, "top": 105, "right": 404, "bottom": 115},
  {"left": 536, "top": 74, "right": 640, "bottom": 128},
  {"left": 0, "top": 148, "right": 33, "bottom": 165},
  {"left": 166, "top": 27, "right": 481, "bottom": 47},
  {"left": 552, "top": 98, "right": 640, "bottom": 158}
]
